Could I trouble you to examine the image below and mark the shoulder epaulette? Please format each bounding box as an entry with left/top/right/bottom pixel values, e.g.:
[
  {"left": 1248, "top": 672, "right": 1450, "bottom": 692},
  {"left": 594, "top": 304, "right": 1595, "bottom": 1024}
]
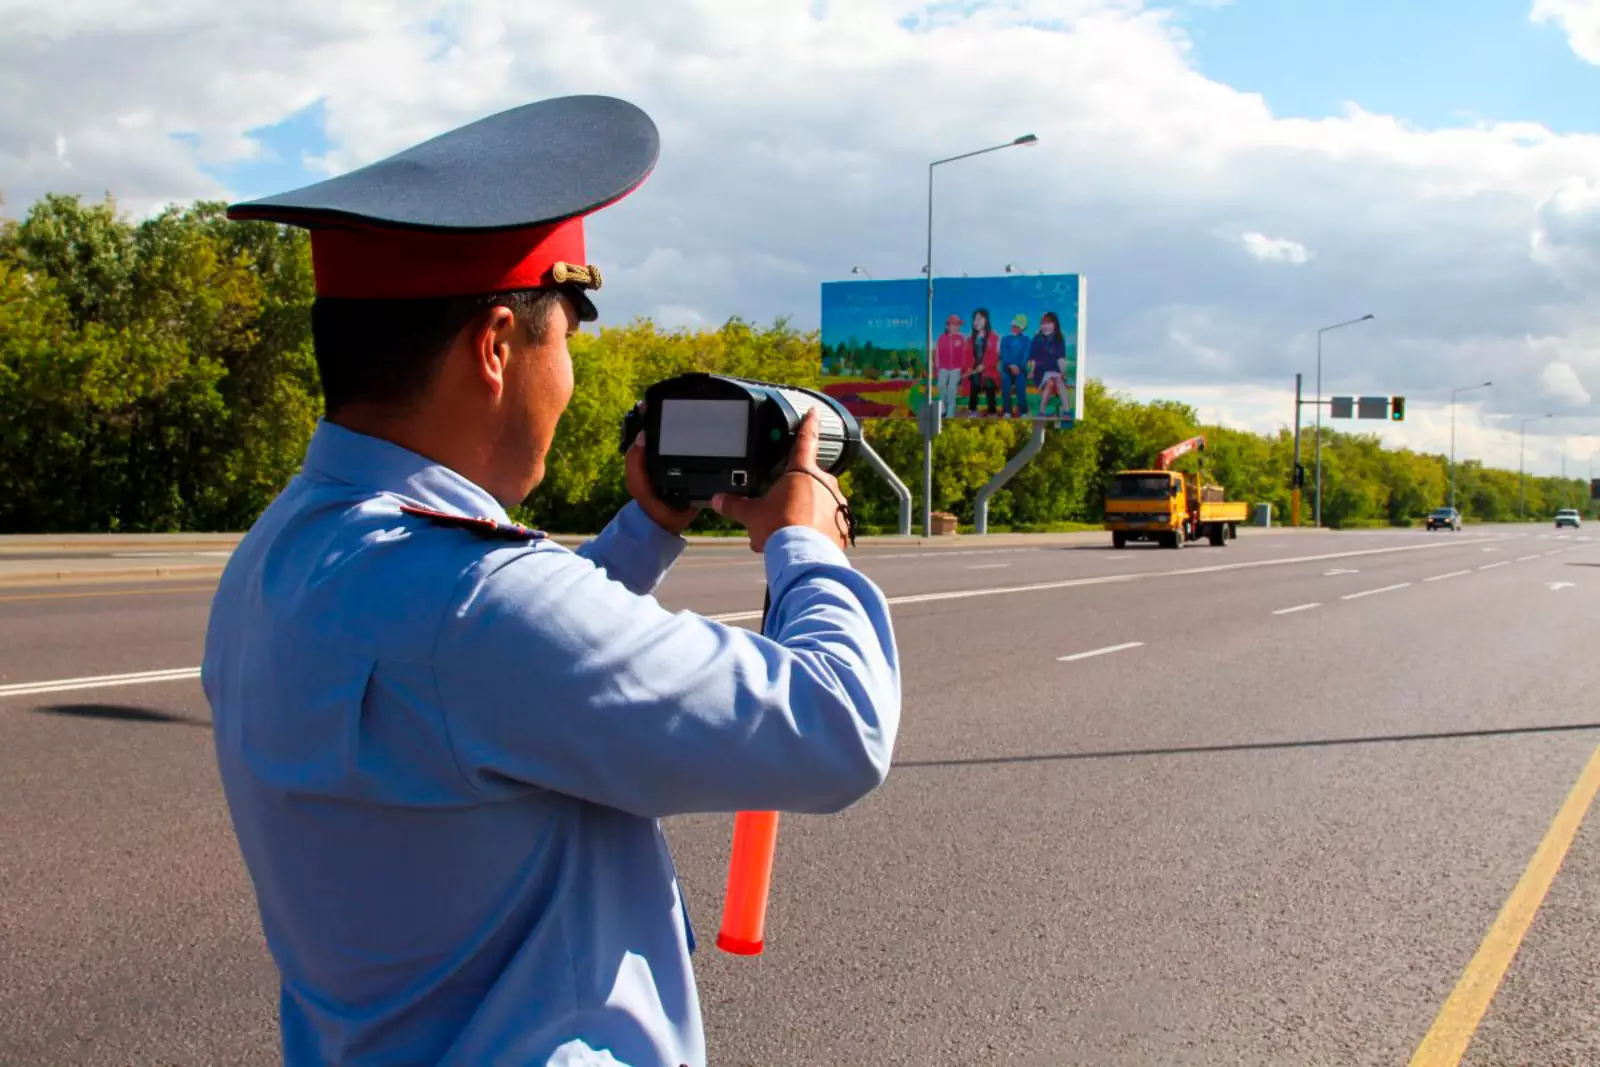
[{"left": 399, "top": 504, "right": 546, "bottom": 543}]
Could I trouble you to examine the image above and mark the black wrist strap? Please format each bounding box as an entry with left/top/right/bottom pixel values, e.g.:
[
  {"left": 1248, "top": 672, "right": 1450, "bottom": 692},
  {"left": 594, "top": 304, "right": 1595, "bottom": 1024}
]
[{"left": 790, "top": 467, "right": 857, "bottom": 549}]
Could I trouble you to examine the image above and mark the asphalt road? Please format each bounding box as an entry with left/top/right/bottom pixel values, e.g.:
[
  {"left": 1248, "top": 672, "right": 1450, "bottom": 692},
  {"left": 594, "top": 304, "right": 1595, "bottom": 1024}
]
[{"left": 1, "top": 524, "right": 1597, "bottom": 1066}]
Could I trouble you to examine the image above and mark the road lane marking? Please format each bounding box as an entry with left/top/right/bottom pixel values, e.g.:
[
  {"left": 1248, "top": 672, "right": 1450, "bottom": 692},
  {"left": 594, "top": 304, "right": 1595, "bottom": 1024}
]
[
  {"left": 1407, "top": 746, "right": 1600, "bottom": 1067},
  {"left": 0, "top": 667, "right": 202, "bottom": 699},
  {"left": 1105, "top": 555, "right": 1130, "bottom": 560},
  {"left": 4, "top": 536, "right": 1529, "bottom": 697},
  {"left": 0, "top": 584, "right": 218, "bottom": 604},
  {"left": 1478, "top": 561, "right": 1510, "bottom": 571},
  {"left": 1340, "top": 582, "right": 1411, "bottom": 601},
  {"left": 1545, "top": 582, "right": 1575, "bottom": 592},
  {"left": 1424, "top": 571, "right": 1471, "bottom": 583},
  {"left": 1481, "top": 547, "right": 1499, "bottom": 552},
  {"left": 1058, "top": 642, "right": 1144, "bottom": 663},
  {"left": 1272, "top": 603, "right": 1321, "bottom": 615},
  {"left": 1543, "top": 550, "right": 1563, "bottom": 556},
  {"left": 1324, "top": 568, "right": 1359, "bottom": 576},
  {"left": 675, "top": 546, "right": 1047, "bottom": 570},
  {"left": 966, "top": 563, "right": 1012, "bottom": 570},
  {"left": 1517, "top": 555, "right": 1541, "bottom": 562}
]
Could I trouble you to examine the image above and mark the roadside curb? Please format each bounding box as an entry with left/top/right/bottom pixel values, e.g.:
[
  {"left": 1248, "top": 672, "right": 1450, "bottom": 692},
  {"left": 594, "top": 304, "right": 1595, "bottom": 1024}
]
[{"left": 0, "top": 565, "right": 229, "bottom": 589}]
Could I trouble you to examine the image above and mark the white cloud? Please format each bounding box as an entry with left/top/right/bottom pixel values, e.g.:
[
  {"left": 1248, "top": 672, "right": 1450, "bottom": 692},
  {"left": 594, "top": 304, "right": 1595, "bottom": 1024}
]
[
  {"left": 1240, "top": 232, "right": 1312, "bottom": 264},
  {"left": 1530, "top": 176, "right": 1600, "bottom": 287},
  {"left": 1531, "top": 0, "right": 1600, "bottom": 64},
  {"left": 1537, "top": 359, "right": 1594, "bottom": 405},
  {"left": 2, "top": 0, "right": 1600, "bottom": 475}
]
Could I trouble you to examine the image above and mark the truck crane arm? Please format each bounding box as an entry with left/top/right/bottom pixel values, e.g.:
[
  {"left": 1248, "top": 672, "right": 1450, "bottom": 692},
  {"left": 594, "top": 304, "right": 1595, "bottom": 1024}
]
[{"left": 1156, "top": 435, "right": 1206, "bottom": 470}]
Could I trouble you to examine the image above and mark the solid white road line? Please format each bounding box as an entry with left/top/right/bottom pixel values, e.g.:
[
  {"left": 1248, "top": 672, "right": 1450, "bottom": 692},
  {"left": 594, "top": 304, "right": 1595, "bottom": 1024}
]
[
  {"left": 4, "top": 534, "right": 1527, "bottom": 699},
  {"left": 1058, "top": 642, "right": 1145, "bottom": 663},
  {"left": 1273, "top": 602, "right": 1322, "bottom": 615},
  {"left": 0, "top": 667, "right": 202, "bottom": 699},
  {"left": 1424, "top": 570, "right": 1472, "bottom": 582},
  {"left": 1341, "top": 583, "right": 1412, "bottom": 601},
  {"left": 1480, "top": 561, "right": 1511, "bottom": 570}
]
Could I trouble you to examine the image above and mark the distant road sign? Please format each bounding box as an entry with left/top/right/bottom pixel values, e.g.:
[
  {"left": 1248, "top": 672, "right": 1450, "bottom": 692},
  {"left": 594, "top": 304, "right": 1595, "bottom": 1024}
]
[
  {"left": 1330, "top": 396, "right": 1353, "bottom": 419},
  {"left": 1357, "top": 396, "right": 1389, "bottom": 420}
]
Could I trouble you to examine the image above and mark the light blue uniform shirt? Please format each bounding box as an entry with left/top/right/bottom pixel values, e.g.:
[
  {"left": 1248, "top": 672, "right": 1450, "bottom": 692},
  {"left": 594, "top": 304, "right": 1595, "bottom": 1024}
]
[{"left": 202, "top": 421, "right": 901, "bottom": 1067}]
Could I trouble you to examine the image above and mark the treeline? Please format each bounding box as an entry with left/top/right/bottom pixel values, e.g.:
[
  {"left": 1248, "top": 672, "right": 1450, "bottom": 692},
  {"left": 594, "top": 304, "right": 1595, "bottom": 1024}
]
[{"left": 1, "top": 195, "right": 1591, "bottom": 535}]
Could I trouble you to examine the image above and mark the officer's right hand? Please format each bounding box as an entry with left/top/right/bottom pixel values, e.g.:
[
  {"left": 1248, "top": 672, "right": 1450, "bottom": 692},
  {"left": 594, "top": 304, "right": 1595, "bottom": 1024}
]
[{"left": 712, "top": 410, "right": 852, "bottom": 553}]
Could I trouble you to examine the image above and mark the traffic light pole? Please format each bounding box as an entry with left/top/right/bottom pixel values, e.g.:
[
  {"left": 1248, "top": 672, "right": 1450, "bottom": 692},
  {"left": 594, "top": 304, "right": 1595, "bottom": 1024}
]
[{"left": 1291, "top": 373, "right": 1302, "bottom": 527}]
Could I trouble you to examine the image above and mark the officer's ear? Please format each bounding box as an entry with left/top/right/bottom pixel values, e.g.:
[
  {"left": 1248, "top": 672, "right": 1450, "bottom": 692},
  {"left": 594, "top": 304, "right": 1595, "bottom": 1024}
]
[{"left": 466, "top": 305, "right": 519, "bottom": 401}]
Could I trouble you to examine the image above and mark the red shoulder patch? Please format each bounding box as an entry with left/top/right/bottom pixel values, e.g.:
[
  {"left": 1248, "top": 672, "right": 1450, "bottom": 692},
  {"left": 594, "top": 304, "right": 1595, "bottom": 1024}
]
[{"left": 399, "top": 504, "right": 545, "bottom": 543}]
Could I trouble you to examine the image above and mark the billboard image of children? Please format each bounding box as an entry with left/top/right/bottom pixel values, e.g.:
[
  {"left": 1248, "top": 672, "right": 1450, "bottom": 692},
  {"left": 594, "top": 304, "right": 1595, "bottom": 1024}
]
[
  {"left": 1029, "top": 311, "right": 1070, "bottom": 418},
  {"left": 934, "top": 312, "right": 970, "bottom": 418},
  {"left": 965, "top": 307, "right": 1001, "bottom": 416},
  {"left": 999, "top": 313, "right": 1031, "bottom": 416},
  {"left": 819, "top": 272, "right": 1084, "bottom": 424}
]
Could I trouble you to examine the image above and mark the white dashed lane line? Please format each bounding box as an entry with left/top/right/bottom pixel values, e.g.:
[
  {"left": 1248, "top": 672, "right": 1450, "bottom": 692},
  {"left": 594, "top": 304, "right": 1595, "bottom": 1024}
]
[
  {"left": 1340, "top": 582, "right": 1413, "bottom": 601},
  {"left": 1424, "top": 570, "right": 1472, "bottom": 583},
  {"left": 1058, "top": 642, "right": 1145, "bottom": 663},
  {"left": 1273, "top": 602, "right": 1321, "bottom": 616}
]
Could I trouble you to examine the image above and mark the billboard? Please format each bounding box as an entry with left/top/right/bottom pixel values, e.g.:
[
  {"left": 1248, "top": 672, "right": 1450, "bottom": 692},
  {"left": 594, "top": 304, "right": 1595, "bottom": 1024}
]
[{"left": 819, "top": 273, "right": 1087, "bottom": 424}]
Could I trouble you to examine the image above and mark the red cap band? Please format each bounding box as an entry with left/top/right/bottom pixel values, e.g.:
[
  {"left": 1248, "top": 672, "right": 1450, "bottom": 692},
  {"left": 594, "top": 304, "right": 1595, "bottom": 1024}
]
[{"left": 309, "top": 218, "right": 587, "bottom": 300}]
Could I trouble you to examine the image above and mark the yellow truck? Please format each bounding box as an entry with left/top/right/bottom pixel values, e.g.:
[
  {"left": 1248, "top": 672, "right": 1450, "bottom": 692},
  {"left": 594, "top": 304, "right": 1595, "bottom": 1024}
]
[{"left": 1103, "top": 435, "right": 1251, "bottom": 549}]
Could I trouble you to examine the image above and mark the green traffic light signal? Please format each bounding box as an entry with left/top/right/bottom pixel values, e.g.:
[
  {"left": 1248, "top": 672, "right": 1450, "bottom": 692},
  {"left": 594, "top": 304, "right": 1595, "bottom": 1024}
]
[{"left": 1391, "top": 396, "right": 1406, "bottom": 421}]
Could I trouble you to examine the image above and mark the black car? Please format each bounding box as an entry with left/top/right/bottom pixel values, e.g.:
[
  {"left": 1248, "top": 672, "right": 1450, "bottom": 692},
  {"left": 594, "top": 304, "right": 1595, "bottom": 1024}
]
[{"left": 1426, "top": 507, "right": 1462, "bottom": 531}]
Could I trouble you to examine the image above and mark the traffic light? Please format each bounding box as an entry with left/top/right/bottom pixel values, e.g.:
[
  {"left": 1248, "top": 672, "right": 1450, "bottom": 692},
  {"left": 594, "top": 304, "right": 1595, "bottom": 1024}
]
[{"left": 1390, "top": 396, "right": 1406, "bottom": 421}]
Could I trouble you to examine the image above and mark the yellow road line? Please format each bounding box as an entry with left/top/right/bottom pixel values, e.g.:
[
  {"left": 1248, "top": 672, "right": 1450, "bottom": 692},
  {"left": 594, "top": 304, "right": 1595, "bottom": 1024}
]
[
  {"left": 0, "top": 585, "right": 217, "bottom": 604},
  {"left": 1408, "top": 744, "right": 1600, "bottom": 1067}
]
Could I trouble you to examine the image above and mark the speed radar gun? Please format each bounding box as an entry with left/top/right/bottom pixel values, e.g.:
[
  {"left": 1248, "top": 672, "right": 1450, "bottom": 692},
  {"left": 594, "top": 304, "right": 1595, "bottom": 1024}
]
[
  {"left": 619, "top": 373, "right": 861, "bottom": 510},
  {"left": 619, "top": 373, "right": 862, "bottom": 955}
]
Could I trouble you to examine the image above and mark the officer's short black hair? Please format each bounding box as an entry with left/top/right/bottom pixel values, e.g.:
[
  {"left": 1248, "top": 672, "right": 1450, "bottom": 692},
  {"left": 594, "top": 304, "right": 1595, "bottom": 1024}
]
[{"left": 310, "top": 288, "right": 561, "bottom": 415}]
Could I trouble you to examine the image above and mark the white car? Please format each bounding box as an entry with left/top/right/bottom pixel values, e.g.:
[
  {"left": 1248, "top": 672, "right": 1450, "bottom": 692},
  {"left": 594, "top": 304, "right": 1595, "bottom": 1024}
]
[{"left": 1555, "top": 509, "right": 1581, "bottom": 529}]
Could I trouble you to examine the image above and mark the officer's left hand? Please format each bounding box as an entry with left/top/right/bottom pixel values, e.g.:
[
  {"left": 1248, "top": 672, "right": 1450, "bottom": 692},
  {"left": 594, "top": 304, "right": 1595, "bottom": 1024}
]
[{"left": 627, "top": 432, "right": 701, "bottom": 536}]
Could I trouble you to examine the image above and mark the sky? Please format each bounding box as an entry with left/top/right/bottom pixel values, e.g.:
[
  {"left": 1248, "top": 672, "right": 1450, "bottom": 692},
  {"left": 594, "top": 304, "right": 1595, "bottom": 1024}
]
[{"left": 4, "top": 0, "right": 1600, "bottom": 478}]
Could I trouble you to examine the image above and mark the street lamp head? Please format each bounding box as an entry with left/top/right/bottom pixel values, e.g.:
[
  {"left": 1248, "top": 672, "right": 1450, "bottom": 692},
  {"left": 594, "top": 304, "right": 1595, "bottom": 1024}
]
[
  {"left": 1359, "top": 313, "right": 1375, "bottom": 321},
  {"left": 1014, "top": 134, "right": 1038, "bottom": 145}
]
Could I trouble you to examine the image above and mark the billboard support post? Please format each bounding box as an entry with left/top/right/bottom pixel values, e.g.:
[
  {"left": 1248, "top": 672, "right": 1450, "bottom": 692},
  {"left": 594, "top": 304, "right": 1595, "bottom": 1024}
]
[
  {"left": 858, "top": 438, "right": 913, "bottom": 536},
  {"left": 974, "top": 421, "right": 1048, "bottom": 535}
]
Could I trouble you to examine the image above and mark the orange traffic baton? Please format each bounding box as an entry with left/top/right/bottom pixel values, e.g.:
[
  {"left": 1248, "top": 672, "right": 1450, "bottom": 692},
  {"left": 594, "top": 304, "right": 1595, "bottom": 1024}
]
[{"left": 715, "top": 810, "right": 780, "bottom": 955}]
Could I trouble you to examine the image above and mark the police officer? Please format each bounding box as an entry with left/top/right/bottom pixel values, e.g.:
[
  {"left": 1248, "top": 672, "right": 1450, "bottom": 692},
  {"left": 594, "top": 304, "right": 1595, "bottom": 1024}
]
[{"left": 203, "top": 95, "right": 901, "bottom": 1067}]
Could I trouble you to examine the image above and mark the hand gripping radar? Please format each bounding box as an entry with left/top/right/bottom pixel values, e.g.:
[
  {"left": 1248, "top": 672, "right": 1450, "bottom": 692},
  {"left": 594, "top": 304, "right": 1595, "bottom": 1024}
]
[{"left": 620, "top": 374, "right": 862, "bottom": 510}]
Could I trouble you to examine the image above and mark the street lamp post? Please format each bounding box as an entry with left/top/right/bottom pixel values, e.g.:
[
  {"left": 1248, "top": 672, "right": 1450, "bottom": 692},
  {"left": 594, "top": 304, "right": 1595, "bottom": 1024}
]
[
  {"left": 922, "top": 134, "right": 1038, "bottom": 537},
  {"left": 1520, "top": 413, "right": 1553, "bottom": 520},
  {"left": 1313, "top": 313, "right": 1375, "bottom": 527},
  {"left": 1449, "top": 380, "right": 1492, "bottom": 512}
]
